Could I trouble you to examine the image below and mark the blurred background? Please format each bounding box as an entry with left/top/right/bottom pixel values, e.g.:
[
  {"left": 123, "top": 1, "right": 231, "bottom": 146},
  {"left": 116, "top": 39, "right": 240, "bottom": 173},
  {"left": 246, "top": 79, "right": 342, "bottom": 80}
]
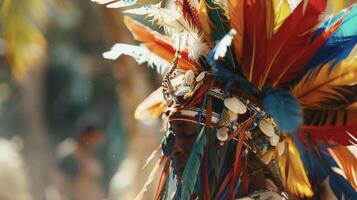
[{"left": 0, "top": 0, "right": 355, "bottom": 200}]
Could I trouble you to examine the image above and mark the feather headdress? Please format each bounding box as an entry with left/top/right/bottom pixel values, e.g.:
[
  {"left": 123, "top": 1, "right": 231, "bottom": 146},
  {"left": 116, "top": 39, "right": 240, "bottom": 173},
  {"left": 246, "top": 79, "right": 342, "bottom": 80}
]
[{"left": 94, "top": 0, "right": 357, "bottom": 199}]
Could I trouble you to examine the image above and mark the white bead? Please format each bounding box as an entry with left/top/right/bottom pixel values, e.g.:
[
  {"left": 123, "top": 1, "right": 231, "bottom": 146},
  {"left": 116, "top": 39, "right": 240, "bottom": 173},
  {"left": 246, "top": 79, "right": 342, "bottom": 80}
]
[
  {"left": 224, "top": 97, "right": 247, "bottom": 114},
  {"left": 258, "top": 120, "right": 275, "bottom": 137}
]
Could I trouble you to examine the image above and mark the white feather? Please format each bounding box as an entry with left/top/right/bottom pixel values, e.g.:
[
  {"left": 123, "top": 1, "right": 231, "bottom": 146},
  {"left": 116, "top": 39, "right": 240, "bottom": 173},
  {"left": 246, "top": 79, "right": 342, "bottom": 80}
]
[
  {"left": 186, "top": 32, "right": 209, "bottom": 60},
  {"left": 107, "top": 0, "right": 137, "bottom": 8},
  {"left": 213, "top": 29, "right": 236, "bottom": 60},
  {"left": 103, "top": 43, "right": 171, "bottom": 74},
  {"left": 91, "top": 0, "right": 116, "bottom": 4},
  {"left": 96, "top": 0, "right": 209, "bottom": 61}
]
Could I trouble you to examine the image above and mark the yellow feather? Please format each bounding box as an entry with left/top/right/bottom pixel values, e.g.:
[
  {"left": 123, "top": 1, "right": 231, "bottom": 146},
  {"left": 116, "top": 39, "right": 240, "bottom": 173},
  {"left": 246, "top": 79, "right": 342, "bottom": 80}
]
[
  {"left": 228, "top": 0, "right": 244, "bottom": 60},
  {"left": 273, "top": 0, "right": 292, "bottom": 31},
  {"left": 278, "top": 137, "right": 314, "bottom": 198},
  {"left": 292, "top": 56, "right": 357, "bottom": 109},
  {"left": 198, "top": 0, "right": 213, "bottom": 41}
]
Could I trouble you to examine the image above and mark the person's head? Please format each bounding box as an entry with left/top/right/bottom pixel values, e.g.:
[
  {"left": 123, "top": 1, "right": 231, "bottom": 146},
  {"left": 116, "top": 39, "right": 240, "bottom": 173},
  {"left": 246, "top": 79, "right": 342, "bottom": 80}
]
[{"left": 76, "top": 125, "right": 104, "bottom": 150}]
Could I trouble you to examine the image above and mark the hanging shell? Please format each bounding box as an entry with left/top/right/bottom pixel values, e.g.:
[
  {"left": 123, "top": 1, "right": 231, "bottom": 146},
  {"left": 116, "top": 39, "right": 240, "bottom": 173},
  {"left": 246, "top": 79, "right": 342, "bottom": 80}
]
[
  {"left": 184, "top": 70, "right": 195, "bottom": 85},
  {"left": 258, "top": 120, "right": 275, "bottom": 137},
  {"left": 216, "top": 127, "right": 228, "bottom": 142},
  {"left": 228, "top": 110, "right": 238, "bottom": 122},
  {"left": 175, "top": 86, "right": 191, "bottom": 96},
  {"left": 277, "top": 141, "right": 285, "bottom": 156},
  {"left": 196, "top": 72, "right": 205, "bottom": 82},
  {"left": 269, "top": 134, "right": 280, "bottom": 146},
  {"left": 224, "top": 97, "right": 247, "bottom": 114}
]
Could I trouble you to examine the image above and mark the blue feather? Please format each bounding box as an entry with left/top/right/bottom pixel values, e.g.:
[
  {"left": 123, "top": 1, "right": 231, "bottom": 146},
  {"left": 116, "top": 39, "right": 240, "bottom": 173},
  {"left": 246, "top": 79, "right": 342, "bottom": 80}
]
[
  {"left": 207, "top": 49, "right": 259, "bottom": 96},
  {"left": 262, "top": 89, "right": 302, "bottom": 133},
  {"left": 307, "top": 142, "right": 357, "bottom": 199},
  {"left": 300, "top": 5, "right": 357, "bottom": 79}
]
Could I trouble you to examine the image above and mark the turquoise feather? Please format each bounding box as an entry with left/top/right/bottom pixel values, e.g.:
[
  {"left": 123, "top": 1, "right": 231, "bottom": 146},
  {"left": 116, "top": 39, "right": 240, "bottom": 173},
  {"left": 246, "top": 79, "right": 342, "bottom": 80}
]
[
  {"left": 180, "top": 128, "right": 206, "bottom": 199},
  {"left": 205, "top": 0, "right": 229, "bottom": 41}
]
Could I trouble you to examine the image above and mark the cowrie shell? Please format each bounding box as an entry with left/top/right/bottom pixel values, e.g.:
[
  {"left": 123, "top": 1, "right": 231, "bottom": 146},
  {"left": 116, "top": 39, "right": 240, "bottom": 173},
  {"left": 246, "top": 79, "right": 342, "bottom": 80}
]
[
  {"left": 216, "top": 127, "right": 228, "bottom": 142},
  {"left": 184, "top": 70, "right": 195, "bottom": 85},
  {"left": 196, "top": 72, "right": 205, "bottom": 82},
  {"left": 228, "top": 110, "right": 238, "bottom": 122},
  {"left": 260, "top": 151, "right": 273, "bottom": 164},
  {"left": 258, "top": 120, "right": 275, "bottom": 137},
  {"left": 224, "top": 97, "right": 247, "bottom": 114},
  {"left": 175, "top": 86, "right": 191, "bottom": 96},
  {"left": 277, "top": 141, "right": 285, "bottom": 156},
  {"left": 269, "top": 134, "right": 279, "bottom": 146}
]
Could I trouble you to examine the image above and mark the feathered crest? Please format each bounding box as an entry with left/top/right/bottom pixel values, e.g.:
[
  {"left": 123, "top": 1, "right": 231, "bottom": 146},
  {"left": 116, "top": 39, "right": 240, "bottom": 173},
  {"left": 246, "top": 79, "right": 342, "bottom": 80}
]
[{"left": 93, "top": 0, "right": 357, "bottom": 199}]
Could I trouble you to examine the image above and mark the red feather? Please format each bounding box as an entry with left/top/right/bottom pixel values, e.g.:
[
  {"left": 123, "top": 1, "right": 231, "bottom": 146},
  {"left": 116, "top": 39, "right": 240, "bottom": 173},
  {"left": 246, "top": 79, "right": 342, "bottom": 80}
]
[
  {"left": 241, "top": 0, "right": 272, "bottom": 84},
  {"left": 299, "top": 125, "right": 357, "bottom": 146},
  {"left": 226, "top": 117, "right": 255, "bottom": 199},
  {"left": 257, "top": 0, "right": 328, "bottom": 87},
  {"left": 182, "top": 0, "right": 202, "bottom": 31}
]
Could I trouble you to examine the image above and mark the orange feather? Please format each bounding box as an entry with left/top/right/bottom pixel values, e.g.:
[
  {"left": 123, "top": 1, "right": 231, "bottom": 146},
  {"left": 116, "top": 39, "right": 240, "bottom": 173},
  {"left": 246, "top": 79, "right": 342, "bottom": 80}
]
[
  {"left": 329, "top": 145, "right": 357, "bottom": 191},
  {"left": 124, "top": 16, "right": 198, "bottom": 72},
  {"left": 228, "top": 0, "right": 244, "bottom": 61},
  {"left": 135, "top": 87, "right": 167, "bottom": 120}
]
